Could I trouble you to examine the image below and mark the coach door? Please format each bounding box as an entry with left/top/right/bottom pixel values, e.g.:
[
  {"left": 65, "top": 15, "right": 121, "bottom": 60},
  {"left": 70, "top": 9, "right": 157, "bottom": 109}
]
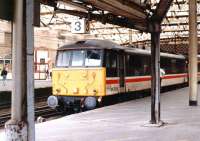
[{"left": 118, "top": 52, "right": 125, "bottom": 93}]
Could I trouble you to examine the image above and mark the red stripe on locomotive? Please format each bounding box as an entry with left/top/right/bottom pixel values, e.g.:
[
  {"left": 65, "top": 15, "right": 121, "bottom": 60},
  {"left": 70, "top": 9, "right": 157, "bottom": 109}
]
[{"left": 106, "top": 74, "right": 188, "bottom": 85}]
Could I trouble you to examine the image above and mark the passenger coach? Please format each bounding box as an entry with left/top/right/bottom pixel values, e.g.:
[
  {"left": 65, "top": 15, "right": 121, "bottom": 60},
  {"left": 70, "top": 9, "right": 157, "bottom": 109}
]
[{"left": 47, "top": 39, "right": 187, "bottom": 111}]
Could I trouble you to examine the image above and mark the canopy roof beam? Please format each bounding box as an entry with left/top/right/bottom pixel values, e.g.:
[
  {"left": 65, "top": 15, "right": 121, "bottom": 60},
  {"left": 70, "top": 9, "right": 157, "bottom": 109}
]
[
  {"left": 151, "top": 0, "right": 173, "bottom": 23},
  {"left": 78, "top": 0, "right": 147, "bottom": 20},
  {"left": 56, "top": 8, "right": 148, "bottom": 31}
]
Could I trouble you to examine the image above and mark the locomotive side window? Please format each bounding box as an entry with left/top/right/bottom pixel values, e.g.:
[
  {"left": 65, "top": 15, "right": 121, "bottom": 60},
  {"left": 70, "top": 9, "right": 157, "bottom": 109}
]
[
  {"left": 105, "top": 50, "right": 118, "bottom": 77},
  {"left": 71, "top": 50, "right": 85, "bottom": 67},
  {"left": 56, "top": 51, "right": 71, "bottom": 67},
  {"left": 85, "top": 50, "right": 102, "bottom": 67}
]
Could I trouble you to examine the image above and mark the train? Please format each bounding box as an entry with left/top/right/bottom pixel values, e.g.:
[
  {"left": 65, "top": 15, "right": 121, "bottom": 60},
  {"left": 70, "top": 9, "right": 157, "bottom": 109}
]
[{"left": 47, "top": 39, "right": 189, "bottom": 111}]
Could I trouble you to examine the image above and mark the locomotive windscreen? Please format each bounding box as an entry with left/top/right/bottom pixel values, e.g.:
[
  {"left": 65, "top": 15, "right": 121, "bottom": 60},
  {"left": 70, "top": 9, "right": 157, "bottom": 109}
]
[{"left": 56, "top": 49, "right": 103, "bottom": 67}]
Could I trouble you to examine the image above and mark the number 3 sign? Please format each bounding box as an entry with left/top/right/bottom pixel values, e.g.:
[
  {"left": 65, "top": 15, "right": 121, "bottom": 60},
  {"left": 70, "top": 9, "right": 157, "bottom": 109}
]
[{"left": 71, "top": 19, "right": 90, "bottom": 34}]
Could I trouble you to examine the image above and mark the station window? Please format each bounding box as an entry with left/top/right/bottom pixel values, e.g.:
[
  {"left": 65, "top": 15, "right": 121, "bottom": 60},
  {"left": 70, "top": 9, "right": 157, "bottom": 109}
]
[
  {"left": 40, "top": 58, "right": 45, "bottom": 64},
  {"left": 0, "top": 60, "right": 3, "bottom": 70},
  {"left": 0, "top": 60, "right": 3, "bottom": 64},
  {"left": 5, "top": 59, "right": 11, "bottom": 64}
]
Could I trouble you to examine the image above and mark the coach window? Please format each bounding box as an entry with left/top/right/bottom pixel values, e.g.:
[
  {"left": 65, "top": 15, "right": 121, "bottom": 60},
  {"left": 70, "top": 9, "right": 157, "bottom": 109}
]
[
  {"left": 56, "top": 51, "right": 71, "bottom": 67},
  {"left": 126, "top": 54, "right": 134, "bottom": 76},
  {"left": 176, "top": 59, "right": 186, "bottom": 73},
  {"left": 85, "top": 50, "right": 102, "bottom": 67},
  {"left": 171, "top": 59, "right": 177, "bottom": 73},
  {"left": 71, "top": 50, "right": 85, "bottom": 67},
  {"left": 142, "top": 56, "right": 150, "bottom": 75},
  {"left": 133, "top": 55, "right": 143, "bottom": 76},
  {"left": 126, "top": 54, "right": 130, "bottom": 76},
  {"left": 161, "top": 57, "right": 171, "bottom": 74},
  {"left": 106, "top": 50, "right": 117, "bottom": 77}
]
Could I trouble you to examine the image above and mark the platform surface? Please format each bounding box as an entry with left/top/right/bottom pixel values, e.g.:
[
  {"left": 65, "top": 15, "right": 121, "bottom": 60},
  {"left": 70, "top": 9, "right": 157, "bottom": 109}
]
[
  {"left": 0, "top": 79, "right": 52, "bottom": 92},
  {"left": 1, "top": 86, "right": 200, "bottom": 141}
]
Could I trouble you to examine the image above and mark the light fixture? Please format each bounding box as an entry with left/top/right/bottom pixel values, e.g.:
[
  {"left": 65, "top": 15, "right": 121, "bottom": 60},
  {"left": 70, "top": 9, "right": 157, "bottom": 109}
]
[{"left": 72, "top": 0, "right": 84, "bottom": 4}]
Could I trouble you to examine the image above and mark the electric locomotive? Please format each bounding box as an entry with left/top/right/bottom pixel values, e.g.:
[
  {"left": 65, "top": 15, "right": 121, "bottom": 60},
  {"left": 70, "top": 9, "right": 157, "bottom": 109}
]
[{"left": 47, "top": 39, "right": 187, "bottom": 111}]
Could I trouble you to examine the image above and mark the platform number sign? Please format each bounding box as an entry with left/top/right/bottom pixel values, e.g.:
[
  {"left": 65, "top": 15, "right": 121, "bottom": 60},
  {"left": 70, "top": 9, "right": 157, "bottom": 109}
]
[
  {"left": 74, "top": 21, "right": 81, "bottom": 31},
  {"left": 71, "top": 19, "right": 90, "bottom": 34}
]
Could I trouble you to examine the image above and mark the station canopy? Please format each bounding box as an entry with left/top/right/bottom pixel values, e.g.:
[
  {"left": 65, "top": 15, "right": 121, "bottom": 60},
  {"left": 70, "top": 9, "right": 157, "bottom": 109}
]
[{"left": 39, "top": 0, "right": 200, "bottom": 54}]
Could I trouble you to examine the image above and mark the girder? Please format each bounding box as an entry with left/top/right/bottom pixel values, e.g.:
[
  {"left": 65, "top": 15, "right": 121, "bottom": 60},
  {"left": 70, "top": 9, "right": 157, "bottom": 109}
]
[
  {"left": 81, "top": 0, "right": 147, "bottom": 19},
  {"left": 39, "top": 0, "right": 198, "bottom": 54},
  {"left": 151, "top": 0, "right": 173, "bottom": 23}
]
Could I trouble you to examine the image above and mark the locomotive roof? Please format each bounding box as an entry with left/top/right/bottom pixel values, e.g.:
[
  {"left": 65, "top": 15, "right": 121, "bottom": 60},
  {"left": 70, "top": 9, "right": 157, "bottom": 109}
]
[
  {"left": 58, "top": 39, "right": 126, "bottom": 50},
  {"left": 58, "top": 39, "right": 185, "bottom": 59}
]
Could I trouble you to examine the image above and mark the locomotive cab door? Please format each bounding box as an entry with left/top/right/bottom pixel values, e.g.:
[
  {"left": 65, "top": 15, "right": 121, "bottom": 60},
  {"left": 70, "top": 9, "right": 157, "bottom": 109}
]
[{"left": 118, "top": 52, "right": 125, "bottom": 93}]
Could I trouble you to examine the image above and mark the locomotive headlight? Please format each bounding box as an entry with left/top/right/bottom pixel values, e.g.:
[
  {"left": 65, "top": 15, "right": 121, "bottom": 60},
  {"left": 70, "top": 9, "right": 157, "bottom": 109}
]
[
  {"left": 65, "top": 73, "right": 69, "bottom": 78},
  {"left": 92, "top": 89, "right": 97, "bottom": 95},
  {"left": 73, "top": 88, "right": 79, "bottom": 94},
  {"left": 97, "top": 97, "right": 102, "bottom": 102},
  {"left": 65, "top": 88, "right": 68, "bottom": 94},
  {"left": 83, "top": 88, "right": 88, "bottom": 94},
  {"left": 56, "top": 88, "right": 61, "bottom": 94},
  {"left": 82, "top": 72, "right": 87, "bottom": 78},
  {"left": 92, "top": 72, "right": 96, "bottom": 80},
  {"left": 47, "top": 96, "right": 58, "bottom": 108}
]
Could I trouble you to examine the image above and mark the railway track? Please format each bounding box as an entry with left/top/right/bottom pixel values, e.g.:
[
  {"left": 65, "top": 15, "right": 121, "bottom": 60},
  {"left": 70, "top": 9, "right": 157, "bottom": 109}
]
[
  {"left": 0, "top": 100, "right": 62, "bottom": 128},
  {"left": 0, "top": 113, "right": 10, "bottom": 127},
  {"left": 35, "top": 106, "right": 60, "bottom": 118}
]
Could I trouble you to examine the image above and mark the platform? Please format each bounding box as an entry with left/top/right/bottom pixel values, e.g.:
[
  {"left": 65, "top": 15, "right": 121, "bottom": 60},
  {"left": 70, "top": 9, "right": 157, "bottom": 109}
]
[
  {"left": 1, "top": 86, "right": 200, "bottom": 141},
  {"left": 0, "top": 79, "right": 52, "bottom": 92}
]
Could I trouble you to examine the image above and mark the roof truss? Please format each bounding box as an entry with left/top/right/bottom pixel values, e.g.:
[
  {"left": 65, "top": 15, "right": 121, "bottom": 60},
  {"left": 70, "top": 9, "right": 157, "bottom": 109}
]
[{"left": 41, "top": 0, "right": 173, "bottom": 32}]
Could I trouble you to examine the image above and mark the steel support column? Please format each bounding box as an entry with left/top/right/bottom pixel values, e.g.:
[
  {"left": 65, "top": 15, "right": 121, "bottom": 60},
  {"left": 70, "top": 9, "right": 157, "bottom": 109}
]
[
  {"left": 5, "top": 0, "right": 35, "bottom": 140},
  {"left": 189, "top": 0, "right": 198, "bottom": 106},
  {"left": 26, "top": 0, "right": 35, "bottom": 140},
  {"left": 129, "top": 29, "right": 132, "bottom": 45},
  {"left": 150, "top": 23, "right": 162, "bottom": 125},
  {"left": 5, "top": 0, "right": 27, "bottom": 139}
]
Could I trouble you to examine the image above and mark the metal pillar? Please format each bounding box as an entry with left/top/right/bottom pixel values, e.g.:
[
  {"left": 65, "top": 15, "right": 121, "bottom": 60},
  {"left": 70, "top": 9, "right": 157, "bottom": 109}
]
[
  {"left": 5, "top": 0, "right": 27, "bottom": 139},
  {"left": 5, "top": 0, "right": 35, "bottom": 140},
  {"left": 150, "top": 23, "right": 162, "bottom": 125},
  {"left": 26, "top": 0, "right": 35, "bottom": 140},
  {"left": 189, "top": 0, "right": 198, "bottom": 106},
  {"left": 129, "top": 29, "right": 132, "bottom": 45}
]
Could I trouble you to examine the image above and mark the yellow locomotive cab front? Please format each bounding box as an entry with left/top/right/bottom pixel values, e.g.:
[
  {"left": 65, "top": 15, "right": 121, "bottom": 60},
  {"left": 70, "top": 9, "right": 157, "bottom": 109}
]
[
  {"left": 47, "top": 45, "right": 106, "bottom": 110},
  {"left": 52, "top": 67, "right": 106, "bottom": 97}
]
